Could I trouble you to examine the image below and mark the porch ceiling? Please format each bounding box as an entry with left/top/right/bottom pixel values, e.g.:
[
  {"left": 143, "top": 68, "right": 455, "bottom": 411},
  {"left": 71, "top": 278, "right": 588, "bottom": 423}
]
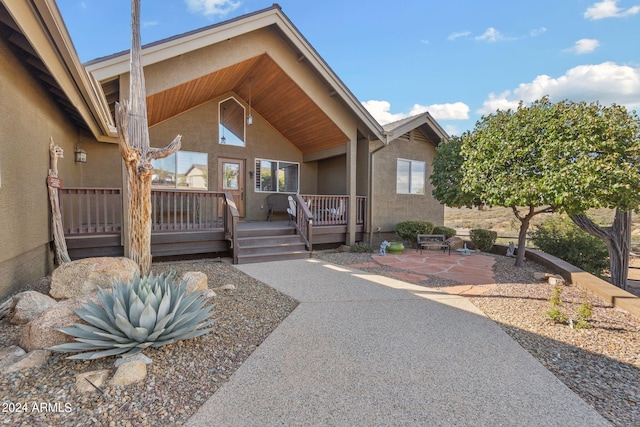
[{"left": 142, "top": 54, "right": 349, "bottom": 155}]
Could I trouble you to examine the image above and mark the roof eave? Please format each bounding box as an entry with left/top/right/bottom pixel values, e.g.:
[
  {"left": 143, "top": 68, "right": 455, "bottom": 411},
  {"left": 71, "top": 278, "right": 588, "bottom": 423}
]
[
  {"left": 5, "top": 0, "right": 116, "bottom": 140},
  {"left": 85, "top": 4, "right": 386, "bottom": 143}
]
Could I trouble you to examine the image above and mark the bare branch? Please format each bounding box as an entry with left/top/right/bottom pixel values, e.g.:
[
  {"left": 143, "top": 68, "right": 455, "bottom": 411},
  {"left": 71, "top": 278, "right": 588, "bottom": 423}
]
[{"left": 149, "top": 134, "right": 182, "bottom": 161}]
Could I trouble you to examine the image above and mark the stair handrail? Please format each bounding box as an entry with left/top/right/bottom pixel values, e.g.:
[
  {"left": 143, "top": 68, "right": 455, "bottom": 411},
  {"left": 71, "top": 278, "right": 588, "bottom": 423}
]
[
  {"left": 293, "top": 193, "right": 313, "bottom": 251},
  {"left": 223, "top": 192, "right": 240, "bottom": 263}
]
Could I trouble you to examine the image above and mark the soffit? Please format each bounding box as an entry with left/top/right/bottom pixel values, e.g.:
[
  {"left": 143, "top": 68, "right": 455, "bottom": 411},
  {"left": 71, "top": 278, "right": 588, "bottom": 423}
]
[{"left": 145, "top": 54, "right": 349, "bottom": 155}]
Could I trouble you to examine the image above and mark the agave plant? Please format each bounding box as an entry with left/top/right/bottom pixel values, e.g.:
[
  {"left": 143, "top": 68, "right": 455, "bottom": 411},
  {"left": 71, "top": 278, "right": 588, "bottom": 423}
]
[{"left": 49, "top": 271, "right": 215, "bottom": 360}]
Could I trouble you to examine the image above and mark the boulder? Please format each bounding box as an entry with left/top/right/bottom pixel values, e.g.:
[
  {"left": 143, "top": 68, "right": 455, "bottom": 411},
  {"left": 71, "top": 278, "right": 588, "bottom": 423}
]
[
  {"left": 534, "top": 272, "right": 551, "bottom": 281},
  {"left": 114, "top": 353, "right": 152, "bottom": 368},
  {"left": 50, "top": 257, "right": 139, "bottom": 299},
  {"left": 110, "top": 360, "right": 147, "bottom": 386},
  {"left": 0, "top": 345, "right": 27, "bottom": 370},
  {"left": 20, "top": 292, "right": 98, "bottom": 352},
  {"left": 446, "top": 237, "right": 465, "bottom": 250},
  {"left": 181, "top": 272, "right": 208, "bottom": 294},
  {"left": 10, "top": 291, "right": 58, "bottom": 325},
  {"left": 76, "top": 369, "right": 111, "bottom": 393},
  {"left": 5, "top": 350, "right": 51, "bottom": 374},
  {"left": 548, "top": 275, "right": 566, "bottom": 286}
]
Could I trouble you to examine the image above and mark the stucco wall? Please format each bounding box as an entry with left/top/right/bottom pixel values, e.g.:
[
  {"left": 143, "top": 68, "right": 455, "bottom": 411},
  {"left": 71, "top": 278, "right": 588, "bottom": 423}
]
[
  {"left": 149, "top": 95, "right": 318, "bottom": 221},
  {"left": 0, "top": 35, "right": 121, "bottom": 298},
  {"left": 370, "top": 129, "right": 444, "bottom": 235},
  {"left": 0, "top": 38, "right": 63, "bottom": 296},
  {"left": 317, "top": 156, "right": 346, "bottom": 195}
]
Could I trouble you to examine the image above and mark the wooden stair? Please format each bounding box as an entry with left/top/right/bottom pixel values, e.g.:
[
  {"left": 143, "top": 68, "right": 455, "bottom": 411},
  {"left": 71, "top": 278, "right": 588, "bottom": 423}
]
[{"left": 235, "top": 223, "right": 310, "bottom": 264}]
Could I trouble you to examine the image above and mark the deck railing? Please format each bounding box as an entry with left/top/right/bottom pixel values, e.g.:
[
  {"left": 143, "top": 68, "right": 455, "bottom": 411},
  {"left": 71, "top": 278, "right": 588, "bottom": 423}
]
[
  {"left": 59, "top": 188, "right": 236, "bottom": 234},
  {"left": 151, "top": 189, "right": 227, "bottom": 231},
  {"left": 59, "top": 188, "right": 122, "bottom": 235},
  {"left": 301, "top": 195, "right": 366, "bottom": 227}
]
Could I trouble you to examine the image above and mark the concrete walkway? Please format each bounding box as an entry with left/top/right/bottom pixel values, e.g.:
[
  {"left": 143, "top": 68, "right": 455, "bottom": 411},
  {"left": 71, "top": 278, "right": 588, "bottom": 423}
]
[{"left": 187, "top": 258, "right": 609, "bottom": 426}]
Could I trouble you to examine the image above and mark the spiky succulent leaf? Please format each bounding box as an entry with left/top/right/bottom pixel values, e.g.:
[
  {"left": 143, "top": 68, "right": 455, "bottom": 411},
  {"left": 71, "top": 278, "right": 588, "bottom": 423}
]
[{"left": 138, "top": 302, "right": 157, "bottom": 332}]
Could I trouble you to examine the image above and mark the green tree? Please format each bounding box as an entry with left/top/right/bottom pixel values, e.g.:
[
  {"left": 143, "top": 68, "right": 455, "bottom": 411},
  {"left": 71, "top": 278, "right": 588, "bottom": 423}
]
[
  {"left": 431, "top": 97, "right": 640, "bottom": 288},
  {"left": 430, "top": 135, "right": 482, "bottom": 208}
]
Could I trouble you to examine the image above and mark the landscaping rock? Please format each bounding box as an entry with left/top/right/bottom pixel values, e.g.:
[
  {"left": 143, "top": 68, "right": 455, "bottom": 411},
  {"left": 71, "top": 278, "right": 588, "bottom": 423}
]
[
  {"left": 181, "top": 272, "right": 208, "bottom": 294},
  {"left": 5, "top": 350, "right": 51, "bottom": 374},
  {"left": 446, "top": 237, "right": 465, "bottom": 250},
  {"left": 216, "top": 284, "right": 235, "bottom": 291},
  {"left": 534, "top": 272, "right": 551, "bottom": 281},
  {"left": 548, "top": 275, "right": 567, "bottom": 286},
  {"left": 76, "top": 369, "right": 111, "bottom": 393},
  {"left": 114, "top": 353, "right": 152, "bottom": 368},
  {"left": 203, "top": 289, "right": 217, "bottom": 299},
  {"left": 20, "top": 292, "right": 99, "bottom": 352},
  {"left": 110, "top": 360, "right": 147, "bottom": 386},
  {"left": 50, "top": 257, "right": 139, "bottom": 299},
  {"left": 10, "top": 291, "right": 58, "bottom": 325},
  {"left": 0, "top": 345, "right": 27, "bottom": 370}
]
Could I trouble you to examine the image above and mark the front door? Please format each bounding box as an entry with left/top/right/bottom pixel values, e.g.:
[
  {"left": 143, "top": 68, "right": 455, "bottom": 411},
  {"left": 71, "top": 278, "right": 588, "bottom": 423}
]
[{"left": 218, "top": 158, "right": 245, "bottom": 217}]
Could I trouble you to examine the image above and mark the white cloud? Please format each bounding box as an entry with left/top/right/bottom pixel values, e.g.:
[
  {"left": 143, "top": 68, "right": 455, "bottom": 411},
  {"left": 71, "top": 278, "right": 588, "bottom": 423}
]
[
  {"left": 409, "top": 102, "right": 470, "bottom": 120},
  {"left": 448, "top": 31, "right": 471, "bottom": 41},
  {"left": 475, "top": 27, "right": 506, "bottom": 43},
  {"left": 477, "top": 62, "right": 640, "bottom": 114},
  {"left": 362, "top": 100, "right": 408, "bottom": 125},
  {"left": 185, "top": 0, "right": 240, "bottom": 16},
  {"left": 564, "top": 38, "right": 600, "bottom": 54},
  {"left": 143, "top": 20, "right": 159, "bottom": 28},
  {"left": 529, "top": 27, "right": 547, "bottom": 37},
  {"left": 362, "top": 100, "right": 470, "bottom": 125},
  {"left": 420, "top": 40, "right": 430, "bottom": 45},
  {"left": 584, "top": 0, "right": 640, "bottom": 19}
]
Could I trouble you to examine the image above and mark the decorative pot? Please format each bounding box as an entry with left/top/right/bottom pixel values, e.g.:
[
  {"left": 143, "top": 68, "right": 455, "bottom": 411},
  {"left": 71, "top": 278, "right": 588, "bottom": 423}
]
[{"left": 388, "top": 242, "right": 404, "bottom": 255}]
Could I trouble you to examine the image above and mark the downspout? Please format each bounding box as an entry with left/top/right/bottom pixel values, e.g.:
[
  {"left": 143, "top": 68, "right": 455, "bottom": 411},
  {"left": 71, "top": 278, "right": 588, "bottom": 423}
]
[{"left": 367, "top": 131, "right": 392, "bottom": 245}]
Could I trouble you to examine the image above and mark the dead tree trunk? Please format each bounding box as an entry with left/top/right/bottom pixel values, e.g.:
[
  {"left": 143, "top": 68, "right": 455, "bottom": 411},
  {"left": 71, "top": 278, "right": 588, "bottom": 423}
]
[
  {"left": 570, "top": 209, "right": 631, "bottom": 290},
  {"left": 116, "top": 0, "right": 181, "bottom": 275},
  {"left": 48, "top": 137, "right": 71, "bottom": 264}
]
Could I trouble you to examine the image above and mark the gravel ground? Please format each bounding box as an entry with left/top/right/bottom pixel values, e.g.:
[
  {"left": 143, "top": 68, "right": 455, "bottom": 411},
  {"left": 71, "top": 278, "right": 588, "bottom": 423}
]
[
  {"left": 1, "top": 252, "right": 639, "bottom": 426},
  {"left": 0, "top": 260, "right": 297, "bottom": 426}
]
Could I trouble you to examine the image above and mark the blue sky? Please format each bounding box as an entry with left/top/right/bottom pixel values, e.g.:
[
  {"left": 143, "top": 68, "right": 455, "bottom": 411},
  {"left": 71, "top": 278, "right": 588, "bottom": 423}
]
[{"left": 58, "top": 0, "right": 640, "bottom": 136}]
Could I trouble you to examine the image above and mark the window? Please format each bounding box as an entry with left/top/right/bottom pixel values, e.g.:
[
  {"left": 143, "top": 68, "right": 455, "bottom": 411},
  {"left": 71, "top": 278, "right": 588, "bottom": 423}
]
[
  {"left": 396, "top": 158, "right": 425, "bottom": 194},
  {"left": 152, "top": 151, "right": 208, "bottom": 190},
  {"left": 219, "top": 97, "right": 245, "bottom": 146},
  {"left": 255, "top": 159, "right": 299, "bottom": 193}
]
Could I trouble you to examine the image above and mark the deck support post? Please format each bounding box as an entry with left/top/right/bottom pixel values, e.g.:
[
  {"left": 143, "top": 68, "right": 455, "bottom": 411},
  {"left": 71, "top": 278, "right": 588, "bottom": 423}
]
[{"left": 346, "top": 138, "right": 357, "bottom": 246}]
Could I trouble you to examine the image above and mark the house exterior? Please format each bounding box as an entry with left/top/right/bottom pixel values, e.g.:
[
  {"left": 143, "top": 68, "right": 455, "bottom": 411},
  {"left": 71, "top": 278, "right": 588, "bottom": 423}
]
[{"left": 0, "top": 1, "right": 448, "bottom": 298}]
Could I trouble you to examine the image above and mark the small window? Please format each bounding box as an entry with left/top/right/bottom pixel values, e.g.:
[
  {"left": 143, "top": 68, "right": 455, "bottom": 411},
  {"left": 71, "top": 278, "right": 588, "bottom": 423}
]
[
  {"left": 255, "top": 159, "right": 299, "bottom": 193},
  {"left": 219, "top": 97, "right": 245, "bottom": 146},
  {"left": 396, "top": 158, "right": 425, "bottom": 194},
  {"left": 152, "top": 151, "right": 208, "bottom": 190}
]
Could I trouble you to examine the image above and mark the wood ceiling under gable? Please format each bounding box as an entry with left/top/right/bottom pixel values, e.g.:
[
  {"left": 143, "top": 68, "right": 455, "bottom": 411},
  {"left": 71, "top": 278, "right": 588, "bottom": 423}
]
[{"left": 144, "top": 54, "right": 349, "bottom": 155}]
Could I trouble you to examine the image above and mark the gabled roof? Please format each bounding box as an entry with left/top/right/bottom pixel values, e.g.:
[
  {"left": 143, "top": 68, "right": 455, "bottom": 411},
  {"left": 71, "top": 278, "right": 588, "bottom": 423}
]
[
  {"left": 383, "top": 112, "right": 449, "bottom": 145},
  {"left": 1, "top": 0, "right": 115, "bottom": 141},
  {"left": 86, "top": 4, "right": 388, "bottom": 152}
]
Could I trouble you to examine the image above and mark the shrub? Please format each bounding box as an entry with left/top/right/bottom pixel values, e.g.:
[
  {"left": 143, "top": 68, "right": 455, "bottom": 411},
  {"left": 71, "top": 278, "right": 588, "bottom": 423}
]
[
  {"left": 49, "top": 271, "right": 215, "bottom": 360},
  {"left": 351, "top": 242, "right": 373, "bottom": 253},
  {"left": 469, "top": 229, "right": 497, "bottom": 252},
  {"left": 530, "top": 215, "right": 609, "bottom": 278},
  {"left": 432, "top": 226, "right": 456, "bottom": 239},
  {"left": 546, "top": 285, "right": 568, "bottom": 324},
  {"left": 394, "top": 221, "right": 434, "bottom": 244}
]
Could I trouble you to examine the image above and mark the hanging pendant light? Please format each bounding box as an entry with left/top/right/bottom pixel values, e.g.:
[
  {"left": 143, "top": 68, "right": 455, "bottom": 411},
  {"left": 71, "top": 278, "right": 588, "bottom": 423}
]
[{"left": 247, "top": 77, "right": 254, "bottom": 125}]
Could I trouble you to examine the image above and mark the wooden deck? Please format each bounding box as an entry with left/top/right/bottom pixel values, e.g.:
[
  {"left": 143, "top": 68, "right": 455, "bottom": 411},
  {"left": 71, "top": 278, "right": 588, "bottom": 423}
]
[{"left": 59, "top": 188, "right": 365, "bottom": 263}]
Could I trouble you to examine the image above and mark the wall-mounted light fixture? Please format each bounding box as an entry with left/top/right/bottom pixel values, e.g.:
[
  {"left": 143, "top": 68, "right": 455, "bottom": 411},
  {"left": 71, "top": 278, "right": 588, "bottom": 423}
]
[
  {"left": 247, "top": 77, "right": 254, "bottom": 125},
  {"left": 249, "top": 170, "right": 254, "bottom": 179},
  {"left": 74, "top": 142, "right": 87, "bottom": 163}
]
